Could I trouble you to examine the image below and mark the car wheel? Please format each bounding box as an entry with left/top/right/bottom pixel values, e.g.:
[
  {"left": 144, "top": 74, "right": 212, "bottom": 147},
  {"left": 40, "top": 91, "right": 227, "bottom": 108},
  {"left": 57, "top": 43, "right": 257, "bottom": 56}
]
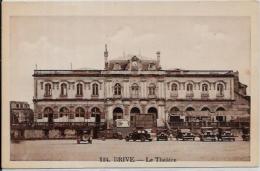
[
  {"left": 157, "top": 138, "right": 159, "bottom": 141},
  {"left": 141, "top": 136, "right": 146, "bottom": 142}
]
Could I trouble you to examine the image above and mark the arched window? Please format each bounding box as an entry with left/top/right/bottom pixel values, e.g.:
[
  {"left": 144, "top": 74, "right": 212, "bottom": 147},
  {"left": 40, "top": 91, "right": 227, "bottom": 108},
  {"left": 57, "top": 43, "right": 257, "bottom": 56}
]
[
  {"left": 201, "top": 107, "right": 210, "bottom": 111},
  {"left": 92, "top": 83, "right": 99, "bottom": 96},
  {"left": 43, "top": 107, "right": 53, "bottom": 118},
  {"left": 91, "top": 107, "right": 101, "bottom": 123},
  {"left": 75, "top": 107, "right": 85, "bottom": 117},
  {"left": 216, "top": 107, "right": 225, "bottom": 111},
  {"left": 148, "top": 83, "right": 156, "bottom": 95},
  {"left": 59, "top": 107, "right": 69, "bottom": 117},
  {"left": 60, "top": 83, "right": 67, "bottom": 96},
  {"left": 187, "top": 83, "right": 193, "bottom": 91},
  {"left": 76, "top": 83, "right": 83, "bottom": 96},
  {"left": 202, "top": 84, "right": 208, "bottom": 92},
  {"left": 44, "top": 83, "right": 52, "bottom": 96},
  {"left": 113, "top": 107, "right": 123, "bottom": 120},
  {"left": 217, "top": 84, "right": 224, "bottom": 95},
  {"left": 131, "top": 83, "right": 139, "bottom": 96},
  {"left": 170, "top": 107, "right": 180, "bottom": 114},
  {"left": 148, "top": 107, "right": 158, "bottom": 119},
  {"left": 114, "top": 83, "right": 121, "bottom": 95},
  {"left": 186, "top": 107, "right": 195, "bottom": 111},
  {"left": 171, "top": 83, "right": 178, "bottom": 91}
]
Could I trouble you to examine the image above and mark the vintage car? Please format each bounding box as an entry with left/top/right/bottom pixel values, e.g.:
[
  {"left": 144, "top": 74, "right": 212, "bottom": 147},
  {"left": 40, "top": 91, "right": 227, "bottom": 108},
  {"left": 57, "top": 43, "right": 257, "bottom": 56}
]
[
  {"left": 76, "top": 128, "right": 93, "bottom": 144},
  {"left": 176, "top": 129, "right": 195, "bottom": 141},
  {"left": 156, "top": 130, "right": 169, "bottom": 141},
  {"left": 242, "top": 127, "right": 250, "bottom": 141},
  {"left": 199, "top": 127, "right": 217, "bottom": 142},
  {"left": 98, "top": 129, "right": 123, "bottom": 140},
  {"left": 125, "top": 129, "right": 153, "bottom": 142},
  {"left": 217, "top": 127, "right": 236, "bottom": 141}
]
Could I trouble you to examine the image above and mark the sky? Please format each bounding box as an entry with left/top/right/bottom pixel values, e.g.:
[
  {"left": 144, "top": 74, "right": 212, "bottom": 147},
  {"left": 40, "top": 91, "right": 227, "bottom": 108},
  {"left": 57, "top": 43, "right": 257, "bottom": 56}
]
[{"left": 9, "top": 16, "right": 251, "bottom": 106}]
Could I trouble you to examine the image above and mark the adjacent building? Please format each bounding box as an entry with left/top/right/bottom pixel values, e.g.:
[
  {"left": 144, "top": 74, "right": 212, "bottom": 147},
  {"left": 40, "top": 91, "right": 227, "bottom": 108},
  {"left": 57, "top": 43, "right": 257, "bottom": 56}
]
[
  {"left": 10, "top": 101, "right": 34, "bottom": 124},
  {"left": 32, "top": 45, "right": 250, "bottom": 128}
]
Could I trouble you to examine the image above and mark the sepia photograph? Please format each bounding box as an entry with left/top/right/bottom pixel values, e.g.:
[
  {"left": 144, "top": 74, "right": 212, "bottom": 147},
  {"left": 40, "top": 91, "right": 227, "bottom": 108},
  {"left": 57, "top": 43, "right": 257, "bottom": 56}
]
[{"left": 2, "top": 1, "right": 259, "bottom": 168}]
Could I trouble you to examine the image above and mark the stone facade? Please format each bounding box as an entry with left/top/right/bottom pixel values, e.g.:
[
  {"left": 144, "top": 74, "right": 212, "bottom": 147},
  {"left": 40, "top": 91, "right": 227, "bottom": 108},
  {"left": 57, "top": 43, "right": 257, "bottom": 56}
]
[
  {"left": 33, "top": 46, "right": 250, "bottom": 127},
  {"left": 10, "top": 101, "right": 34, "bottom": 124}
]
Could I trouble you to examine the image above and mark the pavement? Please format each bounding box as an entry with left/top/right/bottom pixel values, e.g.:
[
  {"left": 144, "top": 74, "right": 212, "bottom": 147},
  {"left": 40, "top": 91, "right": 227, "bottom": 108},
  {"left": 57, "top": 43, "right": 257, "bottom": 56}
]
[{"left": 11, "top": 138, "right": 250, "bottom": 161}]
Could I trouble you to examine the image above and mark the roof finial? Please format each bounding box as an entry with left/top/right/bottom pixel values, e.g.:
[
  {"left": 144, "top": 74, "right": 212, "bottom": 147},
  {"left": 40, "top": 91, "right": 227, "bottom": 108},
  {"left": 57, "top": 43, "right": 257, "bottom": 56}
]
[{"left": 104, "top": 44, "right": 109, "bottom": 70}]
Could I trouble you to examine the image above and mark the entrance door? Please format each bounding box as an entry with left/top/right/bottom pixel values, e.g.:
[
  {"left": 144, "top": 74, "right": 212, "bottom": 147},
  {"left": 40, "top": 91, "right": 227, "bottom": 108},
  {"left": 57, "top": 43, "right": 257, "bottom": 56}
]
[
  {"left": 91, "top": 107, "right": 101, "bottom": 124},
  {"left": 130, "top": 107, "right": 140, "bottom": 127},
  {"left": 48, "top": 114, "right": 54, "bottom": 124},
  {"left": 44, "top": 107, "right": 54, "bottom": 124},
  {"left": 147, "top": 107, "right": 158, "bottom": 127},
  {"left": 95, "top": 114, "right": 101, "bottom": 123}
]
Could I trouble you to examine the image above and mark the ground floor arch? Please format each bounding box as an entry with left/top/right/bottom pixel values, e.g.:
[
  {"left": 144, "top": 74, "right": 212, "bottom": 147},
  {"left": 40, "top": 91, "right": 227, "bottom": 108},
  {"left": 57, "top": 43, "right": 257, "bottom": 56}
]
[
  {"left": 43, "top": 107, "right": 54, "bottom": 124},
  {"left": 169, "top": 107, "right": 183, "bottom": 122},
  {"left": 147, "top": 107, "right": 158, "bottom": 127},
  {"left": 130, "top": 107, "right": 141, "bottom": 127},
  {"left": 113, "top": 107, "right": 123, "bottom": 121},
  {"left": 91, "top": 107, "right": 101, "bottom": 123}
]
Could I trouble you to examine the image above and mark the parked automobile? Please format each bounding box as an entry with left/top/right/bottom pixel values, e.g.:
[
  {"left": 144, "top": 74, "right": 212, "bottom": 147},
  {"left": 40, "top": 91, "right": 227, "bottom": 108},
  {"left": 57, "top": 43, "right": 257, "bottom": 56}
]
[
  {"left": 156, "top": 130, "right": 169, "bottom": 141},
  {"left": 242, "top": 126, "right": 250, "bottom": 141},
  {"left": 125, "top": 129, "right": 152, "bottom": 142},
  {"left": 217, "top": 127, "right": 235, "bottom": 141},
  {"left": 76, "top": 128, "right": 93, "bottom": 144},
  {"left": 98, "top": 129, "right": 123, "bottom": 140},
  {"left": 176, "top": 129, "right": 195, "bottom": 141},
  {"left": 199, "top": 127, "right": 217, "bottom": 142}
]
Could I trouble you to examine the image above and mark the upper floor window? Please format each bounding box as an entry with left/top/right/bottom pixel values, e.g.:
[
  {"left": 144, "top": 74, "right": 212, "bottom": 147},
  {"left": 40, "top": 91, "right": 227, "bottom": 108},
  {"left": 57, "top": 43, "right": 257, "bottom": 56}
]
[
  {"left": 75, "top": 107, "right": 85, "bottom": 117},
  {"left": 44, "top": 83, "right": 52, "bottom": 96},
  {"left": 131, "top": 83, "right": 139, "bottom": 96},
  {"left": 186, "top": 83, "right": 193, "bottom": 92},
  {"left": 217, "top": 84, "right": 224, "bottom": 95},
  {"left": 92, "top": 83, "right": 99, "bottom": 96},
  {"left": 114, "top": 83, "right": 121, "bottom": 95},
  {"left": 148, "top": 83, "right": 156, "bottom": 95},
  {"left": 76, "top": 83, "right": 83, "bottom": 96},
  {"left": 202, "top": 84, "right": 208, "bottom": 92},
  {"left": 171, "top": 83, "right": 178, "bottom": 91},
  {"left": 60, "top": 83, "right": 67, "bottom": 96}
]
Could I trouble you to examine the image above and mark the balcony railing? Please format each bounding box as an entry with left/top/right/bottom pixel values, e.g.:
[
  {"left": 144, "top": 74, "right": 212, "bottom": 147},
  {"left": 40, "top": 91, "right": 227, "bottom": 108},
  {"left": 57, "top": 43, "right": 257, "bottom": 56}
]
[
  {"left": 170, "top": 92, "right": 178, "bottom": 98},
  {"left": 201, "top": 92, "right": 209, "bottom": 99},
  {"left": 216, "top": 93, "right": 224, "bottom": 99},
  {"left": 186, "top": 92, "right": 194, "bottom": 99}
]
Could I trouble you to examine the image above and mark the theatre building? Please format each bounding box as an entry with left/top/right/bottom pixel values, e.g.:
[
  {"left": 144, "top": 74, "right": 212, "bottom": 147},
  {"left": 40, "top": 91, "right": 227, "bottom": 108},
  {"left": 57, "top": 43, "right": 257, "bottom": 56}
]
[{"left": 33, "top": 46, "right": 250, "bottom": 129}]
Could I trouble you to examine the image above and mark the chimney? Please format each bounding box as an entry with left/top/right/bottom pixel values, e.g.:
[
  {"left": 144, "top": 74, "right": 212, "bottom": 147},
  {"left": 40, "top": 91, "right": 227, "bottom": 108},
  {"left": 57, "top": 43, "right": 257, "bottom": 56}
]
[
  {"left": 156, "top": 51, "right": 161, "bottom": 68},
  {"left": 104, "top": 44, "right": 108, "bottom": 69}
]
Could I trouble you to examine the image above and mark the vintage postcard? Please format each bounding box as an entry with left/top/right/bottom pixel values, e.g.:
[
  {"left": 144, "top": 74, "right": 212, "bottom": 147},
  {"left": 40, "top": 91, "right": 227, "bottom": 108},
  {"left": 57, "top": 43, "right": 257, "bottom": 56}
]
[{"left": 2, "top": 1, "right": 259, "bottom": 168}]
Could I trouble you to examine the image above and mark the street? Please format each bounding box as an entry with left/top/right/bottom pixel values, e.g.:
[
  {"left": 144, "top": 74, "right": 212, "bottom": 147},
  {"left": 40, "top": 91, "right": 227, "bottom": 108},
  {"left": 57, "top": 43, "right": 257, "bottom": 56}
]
[{"left": 11, "top": 138, "right": 250, "bottom": 161}]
